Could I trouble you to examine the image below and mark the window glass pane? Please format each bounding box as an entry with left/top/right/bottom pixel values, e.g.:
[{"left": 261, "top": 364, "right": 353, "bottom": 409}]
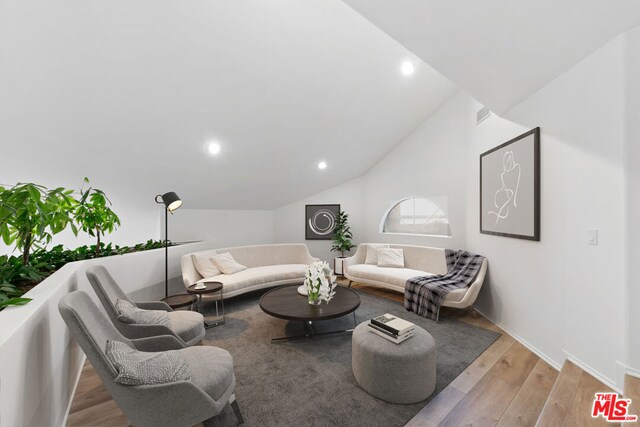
[{"left": 382, "top": 197, "right": 451, "bottom": 236}]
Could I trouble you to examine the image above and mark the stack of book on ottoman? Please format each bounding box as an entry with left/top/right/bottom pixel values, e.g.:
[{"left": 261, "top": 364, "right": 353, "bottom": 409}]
[{"left": 368, "top": 313, "right": 415, "bottom": 344}]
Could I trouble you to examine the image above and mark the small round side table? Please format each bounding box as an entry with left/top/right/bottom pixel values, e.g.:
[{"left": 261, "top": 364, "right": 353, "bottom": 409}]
[
  {"left": 187, "top": 281, "right": 225, "bottom": 328},
  {"left": 161, "top": 294, "right": 197, "bottom": 310}
]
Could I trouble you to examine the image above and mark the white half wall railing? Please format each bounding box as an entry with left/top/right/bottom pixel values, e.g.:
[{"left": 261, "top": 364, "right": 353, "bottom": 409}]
[{"left": 0, "top": 241, "right": 211, "bottom": 427}]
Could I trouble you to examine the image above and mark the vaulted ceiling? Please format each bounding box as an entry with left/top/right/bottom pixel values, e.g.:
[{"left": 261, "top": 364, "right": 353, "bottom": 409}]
[
  {"left": 3, "top": 0, "right": 639, "bottom": 211},
  {"left": 343, "top": 0, "right": 640, "bottom": 114},
  {"left": 0, "top": 0, "right": 457, "bottom": 210}
]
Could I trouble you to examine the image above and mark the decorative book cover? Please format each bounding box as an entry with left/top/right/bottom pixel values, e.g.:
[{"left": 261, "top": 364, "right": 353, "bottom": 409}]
[{"left": 371, "top": 313, "right": 415, "bottom": 335}]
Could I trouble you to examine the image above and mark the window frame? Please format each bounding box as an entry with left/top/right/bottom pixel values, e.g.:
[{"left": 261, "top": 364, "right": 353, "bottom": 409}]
[{"left": 379, "top": 196, "right": 453, "bottom": 238}]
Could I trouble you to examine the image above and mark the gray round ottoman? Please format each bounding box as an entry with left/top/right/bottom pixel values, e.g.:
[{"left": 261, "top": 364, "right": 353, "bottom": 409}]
[{"left": 352, "top": 322, "right": 436, "bottom": 404}]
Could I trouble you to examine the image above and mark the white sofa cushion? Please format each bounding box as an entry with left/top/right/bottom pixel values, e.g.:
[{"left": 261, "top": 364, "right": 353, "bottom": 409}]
[
  {"left": 212, "top": 252, "right": 247, "bottom": 275},
  {"left": 377, "top": 248, "right": 405, "bottom": 268},
  {"left": 347, "top": 264, "right": 466, "bottom": 302},
  {"left": 191, "top": 251, "right": 221, "bottom": 278},
  {"left": 365, "top": 244, "right": 388, "bottom": 265},
  {"left": 348, "top": 264, "right": 430, "bottom": 288},
  {"left": 208, "top": 264, "right": 309, "bottom": 294}
]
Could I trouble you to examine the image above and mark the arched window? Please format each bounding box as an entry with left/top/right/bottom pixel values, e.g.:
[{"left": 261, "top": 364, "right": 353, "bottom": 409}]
[{"left": 381, "top": 197, "right": 451, "bottom": 236}]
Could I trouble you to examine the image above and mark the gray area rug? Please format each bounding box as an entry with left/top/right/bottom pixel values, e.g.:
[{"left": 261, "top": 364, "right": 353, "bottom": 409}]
[{"left": 200, "top": 287, "right": 499, "bottom": 427}]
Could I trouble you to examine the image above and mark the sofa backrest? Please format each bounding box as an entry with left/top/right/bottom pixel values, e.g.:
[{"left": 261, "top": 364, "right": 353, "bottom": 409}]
[
  {"left": 181, "top": 243, "right": 315, "bottom": 287},
  {"left": 357, "top": 243, "right": 448, "bottom": 275}
]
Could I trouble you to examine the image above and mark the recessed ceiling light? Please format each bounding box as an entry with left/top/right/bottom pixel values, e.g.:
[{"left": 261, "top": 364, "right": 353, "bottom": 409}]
[
  {"left": 318, "top": 161, "right": 327, "bottom": 170},
  {"left": 401, "top": 61, "right": 415, "bottom": 76},
  {"left": 207, "top": 142, "right": 221, "bottom": 155}
]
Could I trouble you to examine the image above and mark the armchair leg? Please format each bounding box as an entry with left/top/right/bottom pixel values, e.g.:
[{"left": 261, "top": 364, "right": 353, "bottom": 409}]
[
  {"left": 229, "top": 394, "right": 244, "bottom": 424},
  {"left": 348, "top": 280, "right": 353, "bottom": 288}
]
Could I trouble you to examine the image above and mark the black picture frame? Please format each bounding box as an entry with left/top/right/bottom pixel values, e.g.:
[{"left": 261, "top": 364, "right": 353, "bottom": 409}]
[
  {"left": 480, "top": 127, "right": 540, "bottom": 241},
  {"left": 305, "top": 204, "right": 340, "bottom": 240}
]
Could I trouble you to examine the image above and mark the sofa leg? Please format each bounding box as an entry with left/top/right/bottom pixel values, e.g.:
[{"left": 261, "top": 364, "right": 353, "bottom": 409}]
[
  {"left": 229, "top": 394, "right": 244, "bottom": 424},
  {"left": 436, "top": 306, "right": 441, "bottom": 322},
  {"left": 348, "top": 280, "right": 353, "bottom": 288}
]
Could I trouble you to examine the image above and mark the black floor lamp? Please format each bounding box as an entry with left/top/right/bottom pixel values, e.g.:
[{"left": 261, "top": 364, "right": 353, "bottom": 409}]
[{"left": 155, "top": 191, "right": 182, "bottom": 298}]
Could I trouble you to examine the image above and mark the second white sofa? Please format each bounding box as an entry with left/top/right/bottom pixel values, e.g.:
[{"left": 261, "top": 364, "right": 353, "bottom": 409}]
[
  {"left": 344, "top": 243, "right": 487, "bottom": 311},
  {"left": 181, "top": 243, "right": 319, "bottom": 299}
]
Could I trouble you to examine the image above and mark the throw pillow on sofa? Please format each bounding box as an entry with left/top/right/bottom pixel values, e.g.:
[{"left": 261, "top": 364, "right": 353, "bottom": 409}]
[
  {"left": 212, "top": 252, "right": 248, "bottom": 275},
  {"left": 192, "top": 250, "right": 221, "bottom": 278},
  {"left": 115, "top": 299, "right": 171, "bottom": 327},
  {"left": 106, "top": 340, "right": 192, "bottom": 386},
  {"left": 377, "top": 248, "right": 405, "bottom": 268},
  {"left": 365, "top": 244, "right": 389, "bottom": 265}
]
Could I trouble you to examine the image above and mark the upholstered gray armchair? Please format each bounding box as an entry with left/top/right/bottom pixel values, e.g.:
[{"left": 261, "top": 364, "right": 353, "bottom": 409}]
[
  {"left": 86, "top": 265, "right": 205, "bottom": 346},
  {"left": 59, "top": 290, "right": 244, "bottom": 426}
]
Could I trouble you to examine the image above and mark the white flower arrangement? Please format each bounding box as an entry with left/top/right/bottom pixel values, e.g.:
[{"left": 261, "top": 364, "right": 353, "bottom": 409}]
[{"left": 304, "top": 261, "right": 337, "bottom": 304}]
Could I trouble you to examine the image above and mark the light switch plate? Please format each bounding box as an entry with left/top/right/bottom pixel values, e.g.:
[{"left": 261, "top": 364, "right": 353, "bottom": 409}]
[{"left": 587, "top": 228, "right": 598, "bottom": 245}]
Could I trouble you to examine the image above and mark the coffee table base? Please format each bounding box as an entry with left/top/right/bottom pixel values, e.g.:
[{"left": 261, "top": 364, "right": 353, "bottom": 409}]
[{"left": 270, "top": 312, "right": 358, "bottom": 343}]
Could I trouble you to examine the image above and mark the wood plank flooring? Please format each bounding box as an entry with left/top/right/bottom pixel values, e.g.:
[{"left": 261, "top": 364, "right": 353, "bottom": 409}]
[
  {"left": 66, "top": 282, "right": 613, "bottom": 427},
  {"left": 536, "top": 360, "right": 616, "bottom": 427}
]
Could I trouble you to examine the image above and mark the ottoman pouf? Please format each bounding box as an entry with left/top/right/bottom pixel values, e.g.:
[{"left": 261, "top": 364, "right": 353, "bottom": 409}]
[{"left": 351, "top": 322, "right": 436, "bottom": 404}]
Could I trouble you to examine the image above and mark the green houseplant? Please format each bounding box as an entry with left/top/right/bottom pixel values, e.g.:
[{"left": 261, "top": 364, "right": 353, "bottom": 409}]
[
  {"left": 331, "top": 210, "right": 356, "bottom": 275},
  {"left": 75, "top": 178, "right": 121, "bottom": 256},
  {"left": 0, "top": 183, "right": 78, "bottom": 265}
]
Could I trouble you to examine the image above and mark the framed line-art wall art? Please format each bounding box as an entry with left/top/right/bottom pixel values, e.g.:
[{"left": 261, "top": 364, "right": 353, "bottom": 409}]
[
  {"left": 305, "top": 204, "right": 340, "bottom": 240},
  {"left": 480, "top": 127, "right": 540, "bottom": 241}
]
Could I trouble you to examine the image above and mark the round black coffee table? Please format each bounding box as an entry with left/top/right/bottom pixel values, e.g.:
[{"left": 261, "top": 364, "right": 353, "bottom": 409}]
[{"left": 259, "top": 284, "right": 360, "bottom": 342}]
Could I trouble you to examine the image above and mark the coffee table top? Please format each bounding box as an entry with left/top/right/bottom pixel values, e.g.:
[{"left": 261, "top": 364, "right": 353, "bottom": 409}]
[{"left": 259, "top": 284, "right": 360, "bottom": 322}]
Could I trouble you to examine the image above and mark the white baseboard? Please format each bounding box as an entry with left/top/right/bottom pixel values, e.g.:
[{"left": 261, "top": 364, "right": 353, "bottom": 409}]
[
  {"left": 616, "top": 360, "right": 640, "bottom": 390},
  {"left": 59, "top": 353, "right": 87, "bottom": 427},
  {"left": 472, "top": 306, "right": 562, "bottom": 371},
  {"left": 563, "top": 350, "right": 620, "bottom": 394},
  {"left": 472, "top": 306, "right": 625, "bottom": 394}
]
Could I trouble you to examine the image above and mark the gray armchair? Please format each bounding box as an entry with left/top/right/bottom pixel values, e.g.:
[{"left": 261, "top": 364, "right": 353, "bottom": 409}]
[
  {"left": 86, "top": 265, "right": 205, "bottom": 346},
  {"left": 59, "top": 290, "right": 244, "bottom": 426}
]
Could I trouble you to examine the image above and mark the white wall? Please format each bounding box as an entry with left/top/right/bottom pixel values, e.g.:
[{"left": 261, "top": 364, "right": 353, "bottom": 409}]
[
  {"left": 0, "top": 241, "right": 210, "bottom": 427},
  {"left": 468, "top": 34, "right": 627, "bottom": 388},
  {"left": 169, "top": 209, "right": 274, "bottom": 248},
  {"left": 362, "top": 92, "right": 467, "bottom": 249},
  {"left": 272, "top": 92, "right": 469, "bottom": 263},
  {"left": 274, "top": 179, "right": 365, "bottom": 263},
  {"left": 624, "top": 27, "right": 640, "bottom": 374}
]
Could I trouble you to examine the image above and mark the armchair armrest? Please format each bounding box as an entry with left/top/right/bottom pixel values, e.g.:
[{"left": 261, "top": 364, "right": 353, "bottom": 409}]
[
  {"left": 136, "top": 301, "right": 173, "bottom": 312},
  {"left": 131, "top": 334, "right": 186, "bottom": 352},
  {"left": 122, "top": 323, "right": 182, "bottom": 341}
]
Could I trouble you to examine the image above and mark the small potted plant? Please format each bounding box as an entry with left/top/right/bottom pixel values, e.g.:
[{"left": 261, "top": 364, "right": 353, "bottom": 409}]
[{"left": 331, "top": 210, "right": 355, "bottom": 276}]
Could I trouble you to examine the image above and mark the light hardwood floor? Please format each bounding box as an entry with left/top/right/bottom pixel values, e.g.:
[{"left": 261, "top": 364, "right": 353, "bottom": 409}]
[{"left": 66, "top": 283, "right": 615, "bottom": 427}]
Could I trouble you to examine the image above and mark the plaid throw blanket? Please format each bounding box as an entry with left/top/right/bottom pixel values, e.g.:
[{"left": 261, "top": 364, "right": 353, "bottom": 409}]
[{"left": 404, "top": 250, "right": 485, "bottom": 320}]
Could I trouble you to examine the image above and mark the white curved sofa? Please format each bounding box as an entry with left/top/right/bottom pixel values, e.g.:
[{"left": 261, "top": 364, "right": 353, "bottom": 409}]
[
  {"left": 344, "top": 243, "right": 487, "bottom": 311},
  {"left": 181, "top": 244, "right": 318, "bottom": 299}
]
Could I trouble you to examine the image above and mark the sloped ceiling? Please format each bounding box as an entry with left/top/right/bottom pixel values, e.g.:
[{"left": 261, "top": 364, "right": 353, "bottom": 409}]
[
  {"left": 343, "top": 0, "right": 640, "bottom": 114},
  {"left": 0, "top": 0, "right": 457, "bottom": 210}
]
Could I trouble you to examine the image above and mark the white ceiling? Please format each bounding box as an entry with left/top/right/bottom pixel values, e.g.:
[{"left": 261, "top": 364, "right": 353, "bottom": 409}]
[
  {"left": 0, "top": 0, "right": 457, "bottom": 210},
  {"left": 343, "top": 0, "right": 640, "bottom": 114}
]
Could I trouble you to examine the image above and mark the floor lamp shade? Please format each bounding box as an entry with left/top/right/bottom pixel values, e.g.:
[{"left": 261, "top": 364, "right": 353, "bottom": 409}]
[
  {"left": 156, "top": 192, "right": 183, "bottom": 212},
  {"left": 155, "top": 192, "right": 182, "bottom": 298}
]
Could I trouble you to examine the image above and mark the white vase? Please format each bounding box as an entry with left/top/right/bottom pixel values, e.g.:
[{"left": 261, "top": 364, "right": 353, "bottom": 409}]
[{"left": 334, "top": 257, "right": 345, "bottom": 275}]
